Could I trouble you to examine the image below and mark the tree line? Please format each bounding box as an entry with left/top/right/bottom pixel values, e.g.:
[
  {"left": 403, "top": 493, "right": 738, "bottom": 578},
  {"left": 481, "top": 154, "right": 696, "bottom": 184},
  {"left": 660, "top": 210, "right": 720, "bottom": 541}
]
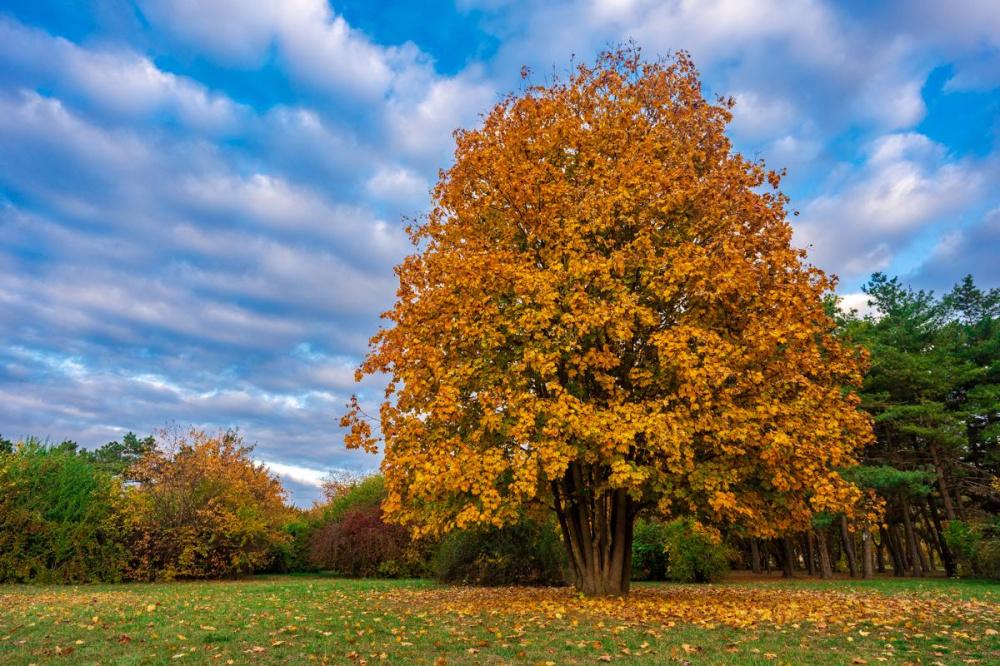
[
  {"left": 728, "top": 274, "right": 1000, "bottom": 579},
  {"left": 0, "top": 426, "right": 731, "bottom": 585},
  {"left": 0, "top": 428, "right": 567, "bottom": 584}
]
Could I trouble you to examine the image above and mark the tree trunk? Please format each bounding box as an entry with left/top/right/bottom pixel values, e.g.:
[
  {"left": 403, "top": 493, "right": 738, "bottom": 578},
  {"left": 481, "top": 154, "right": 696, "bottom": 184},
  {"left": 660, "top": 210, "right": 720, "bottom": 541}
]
[
  {"left": 955, "top": 485, "right": 968, "bottom": 521},
  {"left": 883, "top": 525, "right": 904, "bottom": 576},
  {"left": 781, "top": 537, "right": 795, "bottom": 578},
  {"left": 815, "top": 528, "right": 834, "bottom": 579},
  {"left": 802, "top": 533, "right": 815, "bottom": 576},
  {"left": 861, "top": 525, "right": 874, "bottom": 579},
  {"left": 930, "top": 443, "right": 956, "bottom": 521},
  {"left": 839, "top": 515, "right": 858, "bottom": 578},
  {"left": 900, "top": 497, "right": 923, "bottom": 577},
  {"left": 895, "top": 524, "right": 911, "bottom": 572},
  {"left": 750, "top": 537, "right": 762, "bottom": 574},
  {"left": 875, "top": 532, "right": 886, "bottom": 574},
  {"left": 926, "top": 496, "right": 956, "bottom": 576},
  {"left": 917, "top": 506, "right": 940, "bottom": 572},
  {"left": 552, "top": 463, "right": 634, "bottom": 596},
  {"left": 915, "top": 527, "right": 932, "bottom": 573}
]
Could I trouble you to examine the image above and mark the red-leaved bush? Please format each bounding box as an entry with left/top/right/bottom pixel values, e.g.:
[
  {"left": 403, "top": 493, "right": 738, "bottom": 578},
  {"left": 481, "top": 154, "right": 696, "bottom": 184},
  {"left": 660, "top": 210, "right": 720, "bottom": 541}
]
[{"left": 309, "top": 504, "right": 411, "bottom": 577}]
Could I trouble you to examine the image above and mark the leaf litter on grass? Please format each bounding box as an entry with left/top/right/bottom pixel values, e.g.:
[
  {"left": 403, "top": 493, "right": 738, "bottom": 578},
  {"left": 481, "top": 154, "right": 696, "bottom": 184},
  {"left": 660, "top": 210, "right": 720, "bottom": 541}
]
[{"left": 1, "top": 579, "right": 998, "bottom": 664}]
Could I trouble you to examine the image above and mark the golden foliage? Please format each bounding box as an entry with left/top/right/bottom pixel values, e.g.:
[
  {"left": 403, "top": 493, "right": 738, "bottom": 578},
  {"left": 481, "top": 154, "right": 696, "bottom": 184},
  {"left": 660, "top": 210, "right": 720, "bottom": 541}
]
[
  {"left": 346, "top": 47, "right": 873, "bottom": 538},
  {"left": 124, "top": 428, "right": 290, "bottom": 580}
]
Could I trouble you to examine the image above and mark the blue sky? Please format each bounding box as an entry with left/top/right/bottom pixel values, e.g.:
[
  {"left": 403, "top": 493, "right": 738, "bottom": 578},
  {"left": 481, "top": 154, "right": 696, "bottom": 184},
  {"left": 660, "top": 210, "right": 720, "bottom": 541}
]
[{"left": 1, "top": 0, "right": 999, "bottom": 504}]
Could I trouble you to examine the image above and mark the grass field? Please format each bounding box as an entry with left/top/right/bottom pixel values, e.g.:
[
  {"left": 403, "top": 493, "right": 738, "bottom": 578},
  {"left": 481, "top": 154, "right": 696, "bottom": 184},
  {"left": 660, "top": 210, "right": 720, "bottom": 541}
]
[{"left": 2, "top": 575, "right": 998, "bottom": 665}]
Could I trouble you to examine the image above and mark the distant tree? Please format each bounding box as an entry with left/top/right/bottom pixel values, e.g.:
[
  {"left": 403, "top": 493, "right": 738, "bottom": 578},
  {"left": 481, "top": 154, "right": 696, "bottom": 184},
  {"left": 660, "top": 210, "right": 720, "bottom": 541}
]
[
  {"left": 431, "top": 518, "right": 567, "bottom": 586},
  {"left": 87, "top": 432, "right": 156, "bottom": 479},
  {"left": 53, "top": 439, "right": 80, "bottom": 453},
  {"left": 124, "top": 428, "right": 290, "bottom": 580},
  {"left": 320, "top": 474, "right": 387, "bottom": 522},
  {"left": 942, "top": 275, "right": 1000, "bottom": 325},
  {"left": 345, "top": 47, "right": 873, "bottom": 596},
  {"left": 834, "top": 273, "right": 1000, "bottom": 579}
]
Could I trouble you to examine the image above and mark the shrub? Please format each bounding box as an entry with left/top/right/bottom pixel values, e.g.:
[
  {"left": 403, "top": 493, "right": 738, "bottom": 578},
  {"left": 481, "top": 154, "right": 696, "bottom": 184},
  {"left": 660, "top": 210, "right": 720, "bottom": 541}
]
[
  {"left": 309, "top": 503, "right": 416, "bottom": 577},
  {"left": 124, "top": 428, "right": 290, "bottom": 580},
  {"left": 321, "top": 474, "right": 386, "bottom": 522},
  {"left": 631, "top": 519, "right": 669, "bottom": 581},
  {"left": 308, "top": 474, "right": 430, "bottom": 577},
  {"left": 432, "top": 519, "right": 566, "bottom": 586},
  {"left": 943, "top": 520, "right": 979, "bottom": 575},
  {"left": 976, "top": 538, "right": 1000, "bottom": 580},
  {"left": 662, "top": 517, "right": 730, "bottom": 583},
  {"left": 945, "top": 519, "right": 1000, "bottom": 579},
  {"left": 0, "top": 440, "right": 125, "bottom": 583},
  {"left": 266, "top": 511, "right": 319, "bottom": 573}
]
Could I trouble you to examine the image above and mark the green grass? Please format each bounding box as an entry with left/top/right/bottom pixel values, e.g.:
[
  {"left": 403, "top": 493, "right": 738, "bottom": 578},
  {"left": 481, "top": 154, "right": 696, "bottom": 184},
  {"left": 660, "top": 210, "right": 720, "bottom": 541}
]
[
  {"left": 1, "top": 574, "right": 998, "bottom": 664},
  {"left": 723, "top": 571, "right": 1000, "bottom": 599}
]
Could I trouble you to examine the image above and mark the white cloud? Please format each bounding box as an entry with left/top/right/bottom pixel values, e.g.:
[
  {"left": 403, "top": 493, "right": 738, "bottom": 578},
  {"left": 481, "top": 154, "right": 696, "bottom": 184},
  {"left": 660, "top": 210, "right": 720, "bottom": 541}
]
[
  {"left": 0, "top": 90, "right": 152, "bottom": 176},
  {"left": 365, "top": 165, "right": 429, "bottom": 207},
  {"left": 836, "top": 292, "right": 878, "bottom": 318},
  {"left": 0, "top": 19, "right": 247, "bottom": 133},
  {"left": 66, "top": 51, "right": 246, "bottom": 132},
  {"left": 135, "top": 0, "right": 282, "bottom": 65},
  {"left": 794, "top": 132, "right": 985, "bottom": 280},
  {"left": 767, "top": 134, "right": 823, "bottom": 169},
  {"left": 912, "top": 207, "right": 1000, "bottom": 288},
  {"left": 137, "top": 0, "right": 432, "bottom": 102},
  {"left": 274, "top": 2, "right": 402, "bottom": 99},
  {"left": 259, "top": 460, "right": 329, "bottom": 488},
  {"left": 728, "top": 90, "right": 799, "bottom": 141},
  {"left": 480, "top": 0, "right": 933, "bottom": 146},
  {"left": 255, "top": 106, "right": 371, "bottom": 182},
  {"left": 387, "top": 70, "right": 496, "bottom": 163}
]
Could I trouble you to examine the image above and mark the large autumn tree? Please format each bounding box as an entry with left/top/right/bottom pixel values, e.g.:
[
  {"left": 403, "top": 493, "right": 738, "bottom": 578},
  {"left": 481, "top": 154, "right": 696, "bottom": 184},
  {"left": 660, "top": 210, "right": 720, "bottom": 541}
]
[{"left": 345, "top": 48, "right": 872, "bottom": 596}]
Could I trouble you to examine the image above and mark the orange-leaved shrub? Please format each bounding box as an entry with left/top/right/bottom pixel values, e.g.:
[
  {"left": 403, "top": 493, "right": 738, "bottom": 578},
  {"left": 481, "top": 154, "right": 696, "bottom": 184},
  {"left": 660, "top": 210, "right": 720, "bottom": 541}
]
[{"left": 123, "top": 428, "right": 290, "bottom": 580}]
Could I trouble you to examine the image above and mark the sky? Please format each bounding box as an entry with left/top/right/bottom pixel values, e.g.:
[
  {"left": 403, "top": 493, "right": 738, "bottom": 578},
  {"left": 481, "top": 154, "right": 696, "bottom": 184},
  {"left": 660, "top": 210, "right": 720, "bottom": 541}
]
[{"left": 1, "top": 0, "right": 999, "bottom": 505}]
